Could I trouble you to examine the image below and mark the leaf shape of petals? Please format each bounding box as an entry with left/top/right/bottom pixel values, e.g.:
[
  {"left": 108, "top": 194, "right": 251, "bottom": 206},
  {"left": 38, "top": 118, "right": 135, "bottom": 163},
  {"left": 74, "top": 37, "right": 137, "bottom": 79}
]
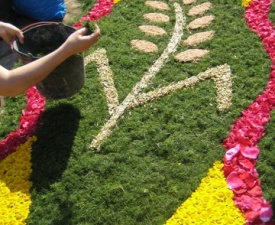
[
  {"left": 187, "top": 15, "right": 214, "bottom": 30},
  {"left": 131, "top": 40, "right": 158, "bottom": 53},
  {"left": 174, "top": 49, "right": 209, "bottom": 62},
  {"left": 145, "top": 1, "right": 170, "bottom": 11}
]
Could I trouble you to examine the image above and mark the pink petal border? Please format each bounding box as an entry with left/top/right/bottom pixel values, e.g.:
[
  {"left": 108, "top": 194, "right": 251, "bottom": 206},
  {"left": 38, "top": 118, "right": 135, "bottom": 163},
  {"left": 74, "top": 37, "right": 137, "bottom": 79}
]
[
  {"left": 0, "top": 87, "right": 45, "bottom": 160},
  {"left": 223, "top": 0, "right": 275, "bottom": 224}
]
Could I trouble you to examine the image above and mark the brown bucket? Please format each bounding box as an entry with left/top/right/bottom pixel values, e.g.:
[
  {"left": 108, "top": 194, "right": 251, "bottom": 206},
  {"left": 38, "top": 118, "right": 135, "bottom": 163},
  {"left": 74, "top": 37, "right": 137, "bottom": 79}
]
[{"left": 12, "top": 22, "right": 85, "bottom": 99}]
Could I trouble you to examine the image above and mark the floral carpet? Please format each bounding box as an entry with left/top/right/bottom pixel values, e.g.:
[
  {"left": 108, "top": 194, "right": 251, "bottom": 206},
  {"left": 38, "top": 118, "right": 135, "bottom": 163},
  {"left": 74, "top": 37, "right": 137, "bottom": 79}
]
[{"left": 1, "top": 0, "right": 275, "bottom": 224}]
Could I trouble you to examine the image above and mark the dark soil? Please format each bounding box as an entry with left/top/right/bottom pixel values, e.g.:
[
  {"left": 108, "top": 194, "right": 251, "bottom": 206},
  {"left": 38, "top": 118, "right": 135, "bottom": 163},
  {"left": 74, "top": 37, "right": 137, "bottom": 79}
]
[
  {"left": 17, "top": 23, "right": 75, "bottom": 57},
  {"left": 84, "top": 21, "right": 95, "bottom": 36}
]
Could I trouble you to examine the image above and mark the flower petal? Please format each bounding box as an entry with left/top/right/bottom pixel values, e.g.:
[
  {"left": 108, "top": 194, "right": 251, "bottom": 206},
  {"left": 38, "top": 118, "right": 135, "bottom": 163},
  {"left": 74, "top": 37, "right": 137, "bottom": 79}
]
[
  {"left": 240, "top": 146, "right": 260, "bottom": 159},
  {"left": 248, "top": 185, "right": 263, "bottom": 196},
  {"left": 226, "top": 172, "right": 244, "bottom": 189},
  {"left": 260, "top": 204, "right": 273, "bottom": 222},
  {"left": 225, "top": 145, "right": 240, "bottom": 161}
]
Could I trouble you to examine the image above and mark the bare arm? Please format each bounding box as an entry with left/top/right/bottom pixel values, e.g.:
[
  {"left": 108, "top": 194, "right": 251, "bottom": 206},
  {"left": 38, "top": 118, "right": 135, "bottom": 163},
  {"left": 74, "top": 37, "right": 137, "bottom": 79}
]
[
  {"left": 0, "top": 23, "right": 100, "bottom": 96},
  {"left": 0, "top": 21, "right": 24, "bottom": 44}
]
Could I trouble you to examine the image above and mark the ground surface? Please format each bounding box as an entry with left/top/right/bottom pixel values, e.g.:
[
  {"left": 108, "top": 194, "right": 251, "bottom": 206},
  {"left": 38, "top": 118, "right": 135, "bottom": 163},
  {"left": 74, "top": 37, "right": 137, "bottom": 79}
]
[{"left": 63, "top": 0, "right": 82, "bottom": 24}]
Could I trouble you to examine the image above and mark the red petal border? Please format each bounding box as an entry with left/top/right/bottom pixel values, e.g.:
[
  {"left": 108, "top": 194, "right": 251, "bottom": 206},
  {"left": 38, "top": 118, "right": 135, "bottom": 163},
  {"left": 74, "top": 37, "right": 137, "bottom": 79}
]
[
  {"left": 0, "top": 87, "right": 45, "bottom": 160},
  {"left": 223, "top": 0, "right": 275, "bottom": 224}
]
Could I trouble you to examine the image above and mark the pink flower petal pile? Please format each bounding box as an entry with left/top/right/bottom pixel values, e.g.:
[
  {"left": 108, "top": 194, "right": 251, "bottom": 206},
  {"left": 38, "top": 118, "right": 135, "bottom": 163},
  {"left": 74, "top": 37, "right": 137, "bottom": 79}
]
[
  {"left": 73, "top": 0, "right": 114, "bottom": 28},
  {"left": 223, "top": 0, "right": 275, "bottom": 224},
  {"left": 0, "top": 87, "right": 45, "bottom": 161}
]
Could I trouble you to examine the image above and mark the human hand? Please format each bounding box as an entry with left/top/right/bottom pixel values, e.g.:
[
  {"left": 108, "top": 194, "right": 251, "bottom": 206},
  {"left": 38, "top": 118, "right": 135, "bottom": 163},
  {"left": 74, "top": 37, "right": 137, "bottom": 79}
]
[
  {"left": 0, "top": 22, "right": 24, "bottom": 45},
  {"left": 63, "top": 24, "right": 100, "bottom": 55}
]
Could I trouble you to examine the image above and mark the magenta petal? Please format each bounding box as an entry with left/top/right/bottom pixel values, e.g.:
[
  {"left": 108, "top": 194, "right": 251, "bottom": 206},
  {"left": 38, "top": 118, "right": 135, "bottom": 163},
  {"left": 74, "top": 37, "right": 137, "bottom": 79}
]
[
  {"left": 260, "top": 204, "right": 273, "bottom": 222},
  {"left": 225, "top": 145, "right": 240, "bottom": 161},
  {"left": 226, "top": 172, "right": 244, "bottom": 189},
  {"left": 240, "top": 146, "right": 260, "bottom": 159}
]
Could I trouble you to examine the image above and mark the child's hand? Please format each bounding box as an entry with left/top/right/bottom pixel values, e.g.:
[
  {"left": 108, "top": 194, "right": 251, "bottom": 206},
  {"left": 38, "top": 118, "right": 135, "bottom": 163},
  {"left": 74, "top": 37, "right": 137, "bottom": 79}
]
[
  {"left": 0, "top": 22, "right": 24, "bottom": 44},
  {"left": 64, "top": 24, "right": 100, "bottom": 55}
]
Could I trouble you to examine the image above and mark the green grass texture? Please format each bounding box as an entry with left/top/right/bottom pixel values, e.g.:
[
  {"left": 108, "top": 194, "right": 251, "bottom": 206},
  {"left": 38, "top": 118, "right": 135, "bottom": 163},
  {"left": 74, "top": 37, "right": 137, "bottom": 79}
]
[{"left": 1, "top": 0, "right": 275, "bottom": 224}]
